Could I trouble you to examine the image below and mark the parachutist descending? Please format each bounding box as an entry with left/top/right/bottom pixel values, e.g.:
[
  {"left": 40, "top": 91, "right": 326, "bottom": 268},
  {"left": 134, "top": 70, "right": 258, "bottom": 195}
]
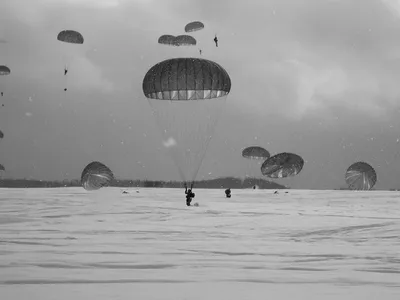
[
  {"left": 1, "top": 92, "right": 3, "bottom": 96},
  {"left": 214, "top": 35, "right": 218, "bottom": 47},
  {"left": 64, "top": 88, "right": 67, "bottom": 92},
  {"left": 143, "top": 58, "right": 231, "bottom": 203},
  {"left": 64, "top": 67, "right": 68, "bottom": 76},
  {"left": 199, "top": 49, "right": 202, "bottom": 55},
  {"left": 185, "top": 183, "right": 195, "bottom": 206},
  {"left": 225, "top": 188, "right": 231, "bottom": 198}
]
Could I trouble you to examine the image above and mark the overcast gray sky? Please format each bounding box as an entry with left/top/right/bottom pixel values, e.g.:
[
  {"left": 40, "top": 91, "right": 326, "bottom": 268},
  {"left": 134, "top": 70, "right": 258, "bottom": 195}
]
[{"left": 2, "top": 0, "right": 400, "bottom": 189}]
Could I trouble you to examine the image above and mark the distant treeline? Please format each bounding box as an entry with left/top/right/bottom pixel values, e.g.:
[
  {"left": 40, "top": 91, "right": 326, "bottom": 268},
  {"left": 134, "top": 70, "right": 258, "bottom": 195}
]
[{"left": 0, "top": 177, "right": 287, "bottom": 189}]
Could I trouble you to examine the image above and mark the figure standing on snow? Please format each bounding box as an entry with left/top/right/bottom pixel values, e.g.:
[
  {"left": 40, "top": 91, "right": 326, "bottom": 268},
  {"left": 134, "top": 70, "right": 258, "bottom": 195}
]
[
  {"left": 185, "top": 183, "right": 195, "bottom": 206},
  {"left": 225, "top": 188, "right": 231, "bottom": 198}
]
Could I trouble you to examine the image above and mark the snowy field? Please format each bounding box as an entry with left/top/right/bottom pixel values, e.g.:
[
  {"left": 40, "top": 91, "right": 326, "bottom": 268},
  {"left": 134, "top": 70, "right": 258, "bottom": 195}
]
[{"left": 0, "top": 187, "right": 399, "bottom": 300}]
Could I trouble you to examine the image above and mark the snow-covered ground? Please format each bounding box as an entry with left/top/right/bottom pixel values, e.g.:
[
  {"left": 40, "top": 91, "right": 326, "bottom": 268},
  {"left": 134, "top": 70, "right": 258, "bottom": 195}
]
[{"left": 0, "top": 188, "right": 399, "bottom": 300}]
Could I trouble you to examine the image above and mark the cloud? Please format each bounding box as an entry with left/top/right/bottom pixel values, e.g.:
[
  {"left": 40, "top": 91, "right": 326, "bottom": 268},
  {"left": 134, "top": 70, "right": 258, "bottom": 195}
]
[
  {"left": 66, "top": 56, "right": 114, "bottom": 93},
  {"left": 5, "top": 0, "right": 400, "bottom": 119},
  {"left": 211, "top": 0, "right": 400, "bottom": 120},
  {"left": 381, "top": 0, "right": 400, "bottom": 16},
  {"left": 62, "top": 0, "right": 123, "bottom": 8}
]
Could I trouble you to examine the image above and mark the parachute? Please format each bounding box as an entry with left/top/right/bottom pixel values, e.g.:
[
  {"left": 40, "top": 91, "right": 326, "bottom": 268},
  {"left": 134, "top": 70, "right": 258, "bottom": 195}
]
[
  {"left": 184, "top": 21, "right": 205, "bottom": 33},
  {"left": 81, "top": 161, "right": 114, "bottom": 191},
  {"left": 261, "top": 152, "right": 304, "bottom": 178},
  {"left": 242, "top": 146, "right": 270, "bottom": 160},
  {"left": 57, "top": 30, "right": 84, "bottom": 92},
  {"left": 345, "top": 162, "right": 377, "bottom": 191},
  {"left": 242, "top": 146, "right": 270, "bottom": 182},
  {"left": 174, "top": 35, "right": 196, "bottom": 46},
  {"left": 158, "top": 35, "right": 176, "bottom": 46},
  {"left": 57, "top": 30, "right": 84, "bottom": 44},
  {"left": 143, "top": 57, "right": 231, "bottom": 186},
  {"left": 0, "top": 65, "right": 10, "bottom": 98},
  {"left": 0, "top": 65, "right": 10, "bottom": 75}
]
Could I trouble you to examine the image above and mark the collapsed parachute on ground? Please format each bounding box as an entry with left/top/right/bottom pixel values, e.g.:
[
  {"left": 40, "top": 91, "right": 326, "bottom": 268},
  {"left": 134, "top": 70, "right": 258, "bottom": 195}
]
[
  {"left": 185, "top": 21, "right": 204, "bottom": 33},
  {"left": 174, "top": 35, "right": 196, "bottom": 46},
  {"left": 0, "top": 130, "right": 3, "bottom": 139},
  {"left": 261, "top": 152, "right": 304, "bottom": 178},
  {"left": 242, "top": 146, "right": 270, "bottom": 160},
  {"left": 158, "top": 35, "right": 176, "bottom": 46},
  {"left": 81, "top": 161, "right": 114, "bottom": 191},
  {"left": 0, "top": 66, "right": 10, "bottom": 75},
  {"left": 57, "top": 30, "right": 84, "bottom": 44},
  {"left": 345, "top": 161, "right": 377, "bottom": 191},
  {"left": 143, "top": 57, "right": 231, "bottom": 186}
]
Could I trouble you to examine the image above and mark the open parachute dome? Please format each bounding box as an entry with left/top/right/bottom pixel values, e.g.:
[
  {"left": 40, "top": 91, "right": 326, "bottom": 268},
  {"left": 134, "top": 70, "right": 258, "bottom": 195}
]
[
  {"left": 174, "top": 35, "right": 197, "bottom": 46},
  {"left": 143, "top": 58, "right": 231, "bottom": 100},
  {"left": 81, "top": 161, "right": 114, "bottom": 191},
  {"left": 143, "top": 57, "right": 231, "bottom": 184},
  {"left": 242, "top": 146, "right": 270, "bottom": 183},
  {"left": 158, "top": 35, "right": 176, "bottom": 46},
  {"left": 184, "top": 21, "right": 205, "bottom": 33},
  {"left": 345, "top": 161, "right": 377, "bottom": 191},
  {"left": 0, "top": 66, "right": 10, "bottom": 75},
  {"left": 261, "top": 152, "right": 304, "bottom": 178},
  {"left": 57, "top": 30, "right": 84, "bottom": 44},
  {"left": 242, "top": 146, "right": 270, "bottom": 160}
]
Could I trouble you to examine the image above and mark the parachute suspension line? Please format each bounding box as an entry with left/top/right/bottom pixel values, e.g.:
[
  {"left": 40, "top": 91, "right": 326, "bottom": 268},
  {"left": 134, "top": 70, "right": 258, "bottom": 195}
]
[
  {"left": 147, "top": 99, "right": 187, "bottom": 183},
  {"left": 147, "top": 95, "right": 227, "bottom": 184},
  {"left": 143, "top": 58, "right": 232, "bottom": 185},
  {"left": 188, "top": 96, "right": 227, "bottom": 183}
]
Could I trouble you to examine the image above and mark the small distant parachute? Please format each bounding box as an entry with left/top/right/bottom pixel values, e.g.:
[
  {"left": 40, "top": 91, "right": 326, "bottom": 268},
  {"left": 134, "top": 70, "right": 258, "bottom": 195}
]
[
  {"left": 242, "top": 146, "right": 270, "bottom": 160},
  {"left": 174, "top": 35, "right": 196, "bottom": 46},
  {"left": 185, "top": 21, "right": 204, "bottom": 33},
  {"left": 57, "top": 30, "right": 84, "bottom": 44},
  {"left": 0, "top": 130, "right": 3, "bottom": 139},
  {"left": 0, "top": 66, "right": 10, "bottom": 97},
  {"left": 57, "top": 30, "right": 84, "bottom": 92},
  {"left": 81, "top": 161, "right": 114, "bottom": 191},
  {"left": 158, "top": 35, "right": 176, "bottom": 46},
  {"left": 0, "top": 65, "right": 10, "bottom": 75},
  {"left": 261, "top": 152, "right": 304, "bottom": 178},
  {"left": 242, "top": 146, "right": 270, "bottom": 183},
  {"left": 345, "top": 162, "right": 377, "bottom": 191}
]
